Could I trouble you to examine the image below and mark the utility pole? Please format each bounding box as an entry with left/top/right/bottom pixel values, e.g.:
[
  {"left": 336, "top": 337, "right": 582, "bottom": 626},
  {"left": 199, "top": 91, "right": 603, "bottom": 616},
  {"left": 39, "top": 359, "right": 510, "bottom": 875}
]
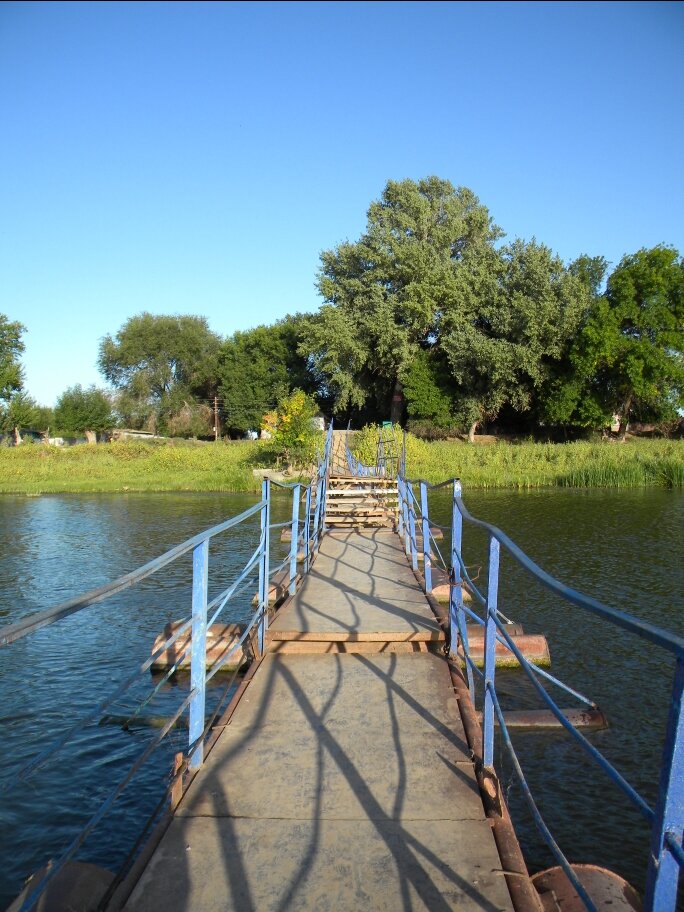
[{"left": 214, "top": 396, "right": 219, "bottom": 442}]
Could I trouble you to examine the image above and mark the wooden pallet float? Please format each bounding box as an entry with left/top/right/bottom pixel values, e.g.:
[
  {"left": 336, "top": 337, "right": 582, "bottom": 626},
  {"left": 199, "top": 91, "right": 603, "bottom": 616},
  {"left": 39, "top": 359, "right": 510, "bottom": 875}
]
[{"left": 151, "top": 620, "right": 252, "bottom": 672}]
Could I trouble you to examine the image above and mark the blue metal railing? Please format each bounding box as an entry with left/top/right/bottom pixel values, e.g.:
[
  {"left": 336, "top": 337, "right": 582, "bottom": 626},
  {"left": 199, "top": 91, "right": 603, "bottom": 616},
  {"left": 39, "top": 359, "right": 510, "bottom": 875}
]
[
  {"left": 395, "top": 472, "right": 684, "bottom": 912},
  {"left": 0, "top": 421, "right": 333, "bottom": 912}
]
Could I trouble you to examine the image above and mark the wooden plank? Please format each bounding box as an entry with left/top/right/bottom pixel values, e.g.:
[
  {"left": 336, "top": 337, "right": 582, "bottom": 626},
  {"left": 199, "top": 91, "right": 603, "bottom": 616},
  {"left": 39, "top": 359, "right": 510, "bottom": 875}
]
[{"left": 266, "top": 629, "right": 444, "bottom": 642}]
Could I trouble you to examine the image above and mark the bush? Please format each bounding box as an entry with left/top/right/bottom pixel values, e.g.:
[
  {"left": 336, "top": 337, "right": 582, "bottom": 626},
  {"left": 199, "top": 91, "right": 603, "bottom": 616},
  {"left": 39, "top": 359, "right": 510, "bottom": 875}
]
[{"left": 261, "top": 390, "right": 323, "bottom": 468}]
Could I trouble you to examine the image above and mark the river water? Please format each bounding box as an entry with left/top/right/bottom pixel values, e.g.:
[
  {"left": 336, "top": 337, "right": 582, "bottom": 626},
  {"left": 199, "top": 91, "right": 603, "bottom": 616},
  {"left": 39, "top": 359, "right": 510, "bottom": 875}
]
[{"left": 0, "top": 489, "right": 681, "bottom": 906}]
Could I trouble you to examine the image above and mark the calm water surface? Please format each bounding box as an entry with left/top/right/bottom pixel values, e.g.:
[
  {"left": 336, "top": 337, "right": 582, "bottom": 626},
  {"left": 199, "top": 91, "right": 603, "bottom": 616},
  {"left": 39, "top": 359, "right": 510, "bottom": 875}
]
[{"left": 0, "top": 489, "right": 681, "bottom": 905}]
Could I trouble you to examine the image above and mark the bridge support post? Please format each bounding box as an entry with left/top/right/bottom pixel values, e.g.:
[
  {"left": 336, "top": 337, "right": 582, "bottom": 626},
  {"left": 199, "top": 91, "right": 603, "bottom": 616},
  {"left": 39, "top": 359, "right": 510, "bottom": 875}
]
[
  {"left": 303, "top": 485, "right": 312, "bottom": 574},
  {"left": 408, "top": 483, "right": 418, "bottom": 572},
  {"left": 397, "top": 477, "right": 404, "bottom": 538},
  {"left": 451, "top": 481, "right": 474, "bottom": 699},
  {"left": 645, "top": 656, "right": 684, "bottom": 911},
  {"left": 483, "top": 536, "right": 500, "bottom": 769},
  {"left": 312, "top": 470, "right": 323, "bottom": 558},
  {"left": 289, "top": 484, "right": 301, "bottom": 597},
  {"left": 420, "top": 481, "right": 432, "bottom": 594},
  {"left": 258, "top": 479, "right": 271, "bottom": 656},
  {"left": 189, "top": 539, "right": 208, "bottom": 771}
]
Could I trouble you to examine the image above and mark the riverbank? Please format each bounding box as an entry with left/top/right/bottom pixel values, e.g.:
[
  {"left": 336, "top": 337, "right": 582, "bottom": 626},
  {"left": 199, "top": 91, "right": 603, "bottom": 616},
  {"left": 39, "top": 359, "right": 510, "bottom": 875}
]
[{"left": 0, "top": 436, "right": 682, "bottom": 494}]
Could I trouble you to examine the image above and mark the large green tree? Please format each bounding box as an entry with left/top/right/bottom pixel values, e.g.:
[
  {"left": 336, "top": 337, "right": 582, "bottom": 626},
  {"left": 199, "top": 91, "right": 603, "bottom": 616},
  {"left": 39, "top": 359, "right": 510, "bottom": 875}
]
[
  {"left": 441, "top": 239, "right": 589, "bottom": 439},
  {"left": 218, "top": 316, "right": 316, "bottom": 436},
  {"left": 54, "top": 385, "right": 113, "bottom": 442},
  {"left": 98, "top": 313, "right": 222, "bottom": 432},
  {"left": 299, "top": 177, "right": 501, "bottom": 423},
  {"left": 545, "top": 246, "right": 684, "bottom": 434},
  {"left": 0, "top": 315, "right": 34, "bottom": 443}
]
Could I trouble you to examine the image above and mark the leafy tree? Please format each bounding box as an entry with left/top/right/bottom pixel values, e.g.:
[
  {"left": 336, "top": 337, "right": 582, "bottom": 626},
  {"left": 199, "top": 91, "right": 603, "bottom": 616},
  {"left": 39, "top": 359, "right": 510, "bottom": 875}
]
[
  {"left": 165, "top": 400, "right": 214, "bottom": 438},
  {"left": 98, "top": 313, "right": 221, "bottom": 427},
  {"left": 32, "top": 405, "right": 55, "bottom": 434},
  {"left": 441, "top": 239, "right": 589, "bottom": 440},
  {"left": 0, "top": 315, "right": 25, "bottom": 402},
  {"left": 0, "top": 315, "right": 32, "bottom": 443},
  {"left": 546, "top": 246, "right": 684, "bottom": 435},
  {"left": 262, "top": 389, "right": 322, "bottom": 468},
  {"left": 218, "top": 316, "right": 316, "bottom": 436},
  {"left": 0, "top": 392, "right": 38, "bottom": 444},
  {"left": 299, "top": 177, "right": 500, "bottom": 423},
  {"left": 54, "top": 385, "right": 113, "bottom": 441},
  {"left": 401, "top": 348, "right": 457, "bottom": 430}
]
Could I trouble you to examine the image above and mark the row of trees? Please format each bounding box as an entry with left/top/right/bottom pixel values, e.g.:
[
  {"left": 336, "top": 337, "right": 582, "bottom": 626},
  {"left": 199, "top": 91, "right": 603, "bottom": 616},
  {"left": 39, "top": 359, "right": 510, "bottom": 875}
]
[{"left": 2, "top": 177, "right": 682, "bottom": 442}]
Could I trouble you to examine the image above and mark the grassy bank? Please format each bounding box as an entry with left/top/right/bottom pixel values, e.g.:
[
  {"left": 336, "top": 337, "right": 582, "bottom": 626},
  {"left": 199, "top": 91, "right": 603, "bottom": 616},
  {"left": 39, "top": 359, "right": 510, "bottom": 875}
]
[
  {"left": 0, "top": 439, "right": 264, "bottom": 495},
  {"left": 353, "top": 431, "right": 684, "bottom": 490},
  {"left": 0, "top": 436, "right": 682, "bottom": 495}
]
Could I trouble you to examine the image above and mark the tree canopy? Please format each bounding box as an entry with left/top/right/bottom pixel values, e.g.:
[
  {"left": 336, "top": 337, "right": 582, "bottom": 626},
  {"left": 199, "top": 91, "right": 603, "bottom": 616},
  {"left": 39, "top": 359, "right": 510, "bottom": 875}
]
[
  {"left": 54, "top": 385, "right": 113, "bottom": 437},
  {"left": 299, "top": 177, "right": 501, "bottom": 422},
  {"left": 218, "top": 316, "right": 314, "bottom": 436},
  {"left": 99, "top": 313, "right": 221, "bottom": 434},
  {"left": 544, "top": 246, "right": 684, "bottom": 434}
]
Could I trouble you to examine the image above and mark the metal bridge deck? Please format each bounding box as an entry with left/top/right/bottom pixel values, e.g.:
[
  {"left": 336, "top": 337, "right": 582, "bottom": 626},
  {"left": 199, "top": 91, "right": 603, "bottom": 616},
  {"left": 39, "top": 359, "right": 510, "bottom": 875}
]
[{"left": 124, "top": 531, "right": 515, "bottom": 911}]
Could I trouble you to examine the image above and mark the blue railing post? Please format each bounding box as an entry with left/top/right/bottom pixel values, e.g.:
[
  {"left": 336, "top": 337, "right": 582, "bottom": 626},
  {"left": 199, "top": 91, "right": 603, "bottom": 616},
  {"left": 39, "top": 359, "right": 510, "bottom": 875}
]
[
  {"left": 289, "top": 483, "right": 301, "bottom": 596},
  {"left": 312, "top": 470, "right": 323, "bottom": 558},
  {"left": 189, "top": 539, "right": 209, "bottom": 771},
  {"left": 645, "top": 657, "right": 684, "bottom": 911},
  {"left": 408, "top": 483, "right": 418, "bottom": 572},
  {"left": 483, "top": 535, "right": 500, "bottom": 768},
  {"left": 397, "top": 476, "right": 405, "bottom": 538},
  {"left": 303, "top": 484, "right": 312, "bottom": 573},
  {"left": 257, "top": 479, "right": 270, "bottom": 656},
  {"left": 450, "top": 480, "right": 474, "bottom": 699},
  {"left": 420, "top": 480, "right": 432, "bottom": 594}
]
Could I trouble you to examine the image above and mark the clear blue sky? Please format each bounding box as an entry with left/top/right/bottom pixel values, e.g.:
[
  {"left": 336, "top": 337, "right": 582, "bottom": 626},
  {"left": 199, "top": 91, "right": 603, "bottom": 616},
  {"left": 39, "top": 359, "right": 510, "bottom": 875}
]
[{"left": 1, "top": 0, "right": 682, "bottom": 406}]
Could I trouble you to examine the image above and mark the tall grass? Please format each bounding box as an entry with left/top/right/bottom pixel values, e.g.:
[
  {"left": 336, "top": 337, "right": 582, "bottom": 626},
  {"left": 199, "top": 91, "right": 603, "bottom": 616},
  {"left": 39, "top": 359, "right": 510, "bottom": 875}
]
[
  {"left": 351, "top": 427, "right": 684, "bottom": 489},
  {"left": 1, "top": 435, "right": 682, "bottom": 494},
  {"left": 0, "top": 439, "right": 264, "bottom": 495}
]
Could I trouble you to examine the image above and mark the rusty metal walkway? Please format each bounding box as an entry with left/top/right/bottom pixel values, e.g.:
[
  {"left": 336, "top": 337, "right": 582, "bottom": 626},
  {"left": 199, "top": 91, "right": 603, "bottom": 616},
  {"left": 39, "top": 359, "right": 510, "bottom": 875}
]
[{"left": 124, "top": 531, "right": 516, "bottom": 911}]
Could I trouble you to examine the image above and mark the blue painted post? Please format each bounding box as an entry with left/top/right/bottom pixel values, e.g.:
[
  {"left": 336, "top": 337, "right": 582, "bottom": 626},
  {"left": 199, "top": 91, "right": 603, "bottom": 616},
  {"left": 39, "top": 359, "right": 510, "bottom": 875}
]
[
  {"left": 289, "top": 483, "right": 301, "bottom": 596},
  {"left": 189, "top": 539, "right": 208, "bottom": 771},
  {"left": 397, "top": 476, "right": 405, "bottom": 538},
  {"left": 312, "top": 470, "right": 323, "bottom": 557},
  {"left": 257, "top": 479, "right": 270, "bottom": 655},
  {"left": 408, "top": 483, "right": 418, "bottom": 572},
  {"left": 645, "top": 657, "right": 684, "bottom": 911},
  {"left": 303, "top": 484, "right": 312, "bottom": 573},
  {"left": 401, "top": 479, "right": 411, "bottom": 555},
  {"left": 420, "top": 481, "right": 432, "bottom": 594},
  {"left": 483, "top": 536, "right": 500, "bottom": 769},
  {"left": 450, "top": 480, "right": 474, "bottom": 697}
]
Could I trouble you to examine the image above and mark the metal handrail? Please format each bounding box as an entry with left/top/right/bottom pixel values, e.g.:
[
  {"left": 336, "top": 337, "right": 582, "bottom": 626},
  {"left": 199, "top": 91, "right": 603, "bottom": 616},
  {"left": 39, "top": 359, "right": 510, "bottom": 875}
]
[
  {"left": 2, "top": 419, "right": 335, "bottom": 912},
  {"left": 395, "top": 468, "right": 684, "bottom": 911}
]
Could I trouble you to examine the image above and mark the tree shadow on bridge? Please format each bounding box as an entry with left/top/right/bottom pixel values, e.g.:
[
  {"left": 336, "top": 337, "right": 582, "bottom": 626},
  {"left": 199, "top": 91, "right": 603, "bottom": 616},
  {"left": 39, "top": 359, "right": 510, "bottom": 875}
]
[{"left": 125, "top": 649, "right": 512, "bottom": 911}]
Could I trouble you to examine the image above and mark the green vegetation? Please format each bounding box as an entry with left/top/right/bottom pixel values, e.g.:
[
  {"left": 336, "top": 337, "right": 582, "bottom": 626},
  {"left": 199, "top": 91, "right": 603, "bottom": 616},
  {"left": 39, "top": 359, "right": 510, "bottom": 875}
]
[
  {"left": 2, "top": 176, "right": 683, "bottom": 446},
  {"left": 0, "top": 436, "right": 681, "bottom": 495},
  {"left": 54, "top": 385, "right": 113, "bottom": 439},
  {"left": 351, "top": 427, "right": 684, "bottom": 490},
  {"left": 261, "top": 390, "right": 323, "bottom": 468},
  {"left": 0, "top": 440, "right": 262, "bottom": 495}
]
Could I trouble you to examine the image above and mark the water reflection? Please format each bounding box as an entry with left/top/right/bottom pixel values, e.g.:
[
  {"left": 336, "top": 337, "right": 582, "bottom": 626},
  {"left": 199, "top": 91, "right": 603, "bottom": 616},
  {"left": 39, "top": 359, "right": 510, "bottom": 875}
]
[{"left": 0, "top": 490, "right": 681, "bottom": 904}]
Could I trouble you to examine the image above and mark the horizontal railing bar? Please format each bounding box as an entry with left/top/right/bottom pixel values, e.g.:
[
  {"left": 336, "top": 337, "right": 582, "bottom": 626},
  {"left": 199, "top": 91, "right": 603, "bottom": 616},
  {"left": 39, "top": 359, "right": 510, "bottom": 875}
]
[
  {"left": 206, "top": 538, "right": 263, "bottom": 626},
  {"left": 269, "top": 478, "right": 315, "bottom": 491},
  {"left": 205, "top": 605, "right": 265, "bottom": 683},
  {"left": 0, "top": 501, "right": 267, "bottom": 647},
  {"left": 494, "top": 618, "right": 654, "bottom": 822},
  {"left": 665, "top": 832, "right": 684, "bottom": 869},
  {"left": 458, "top": 599, "right": 594, "bottom": 706},
  {"left": 403, "top": 473, "right": 684, "bottom": 656},
  {"left": 488, "top": 683, "right": 599, "bottom": 912},
  {"left": 269, "top": 555, "right": 291, "bottom": 577},
  {"left": 7, "top": 617, "right": 196, "bottom": 788},
  {"left": 452, "top": 495, "right": 684, "bottom": 657},
  {"left": 15, "top": 689, "right": 195, "bottom": 912}
]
